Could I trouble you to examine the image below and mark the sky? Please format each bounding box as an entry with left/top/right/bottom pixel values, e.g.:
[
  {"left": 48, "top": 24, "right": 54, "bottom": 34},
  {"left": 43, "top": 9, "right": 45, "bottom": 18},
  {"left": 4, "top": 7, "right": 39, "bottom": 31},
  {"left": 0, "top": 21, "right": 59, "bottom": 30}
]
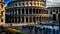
[
  {"left": 4, "top": 0, "right": 13, "bottom": 6},
  {"left": 46, "top": 0, "right": 60, "bottom": 7},
  {"left": 5, "top": 0, "right": 60, "bottom": 8}
]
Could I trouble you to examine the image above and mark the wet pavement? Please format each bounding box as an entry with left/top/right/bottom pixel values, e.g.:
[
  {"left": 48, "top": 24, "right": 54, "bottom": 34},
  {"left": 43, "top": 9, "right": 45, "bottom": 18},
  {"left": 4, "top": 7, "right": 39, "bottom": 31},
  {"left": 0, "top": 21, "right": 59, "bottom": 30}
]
[
  {"left": 0, "top": 24, "right": 59, "bottom": 34},
  {"left": 10, "top": 25, "right": 59, "bottom": 34}
]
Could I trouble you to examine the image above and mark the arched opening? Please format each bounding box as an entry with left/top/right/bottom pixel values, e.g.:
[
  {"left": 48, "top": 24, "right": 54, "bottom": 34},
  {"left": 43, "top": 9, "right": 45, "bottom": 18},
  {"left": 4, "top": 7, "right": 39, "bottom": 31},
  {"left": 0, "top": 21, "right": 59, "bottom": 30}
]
[
  {"left": 58, "top": 14, "right": 60, "bottom": 22},
  {"left": 53, "top": 14, "right": 56, "bottom": 21},
  {"left": 58, "top": 14, "right": 60, "bottom": 26}
]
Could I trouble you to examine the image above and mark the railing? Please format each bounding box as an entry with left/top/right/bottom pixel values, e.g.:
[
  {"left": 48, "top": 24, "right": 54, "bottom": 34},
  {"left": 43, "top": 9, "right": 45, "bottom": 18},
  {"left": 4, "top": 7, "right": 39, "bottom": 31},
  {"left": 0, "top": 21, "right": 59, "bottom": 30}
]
[
  {"left": 38, "top": 27, "right": 59, "bottom": 34},
  {"left": 33, "top": 23, "right": 59, "bottom": 34},
  {"left": 5, "top": 23, "right": 59, "bottom": 34},
  {"left": 20, "top": 25, "right": 59, "bottom": 34}
]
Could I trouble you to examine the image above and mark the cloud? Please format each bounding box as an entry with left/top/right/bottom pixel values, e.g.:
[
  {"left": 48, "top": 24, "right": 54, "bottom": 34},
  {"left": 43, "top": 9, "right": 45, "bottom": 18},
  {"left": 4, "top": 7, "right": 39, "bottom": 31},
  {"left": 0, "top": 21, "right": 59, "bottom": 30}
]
[
  {"left": 47, "top": 0, "right": 60, "bottom": 2},
  {"left": 47, "top": 0, "right": 53, "bottom": 2},
  {"left": 46, "top": 0, "right": 60, "bottom": 7}
]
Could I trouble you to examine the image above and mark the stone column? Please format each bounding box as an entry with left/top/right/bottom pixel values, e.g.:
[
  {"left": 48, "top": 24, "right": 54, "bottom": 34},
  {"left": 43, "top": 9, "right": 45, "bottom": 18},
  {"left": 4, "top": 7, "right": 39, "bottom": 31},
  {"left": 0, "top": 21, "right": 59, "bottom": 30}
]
[
  {"left": 32, "top": 16, "right": 33, "bottom": 23},
  {"left": 31, "top": 8, "right": 33, "bottom": 14},
  {"left": 28, "top": 17, "right": 29, "bottom": 23},
  {"left": 20, "top": 17, "right": 22, "bottom": 23},
  {"left": 24, "top": 8, "right": 26, "bottom": 15},
  {"left": 13, "top": 9, "right": 14, "bottom": 15},
  {"left": 24, "top": 16, "right": 26, "bottom": 23},
  {"left": 36, "top": 17, "right": 37, "bottom": 23},
  {"left": 19, "top": 17, "right": 21, "bottom": 23},
  {"left": 10, "top": 17, "right": 11, "bottom": 23},
  {"left": 42, "top": 17, "right": 43, "bottom": 23},
  {"left": 39, "top": 17, "right": 40, "bottom": 23},
  {"left": 14, "top": 9, "right": 15, "bottom": 15},
  {"left": 41, "top": 17, "right": 42, "bottom": 23},
  {"left": 57, "top": 14, "right": 58, "bottom": 21},
  {"left": 43, "top": 17, "right": 44, "bottom": 22},
  {"left": 38, "top": 17, "right": 39, "bottom": 23},
  {"left": 45, "top": 17, "right": 46, "bottom": 22},
  {"left": 35, "top": 8, "right": 37, "bottom": 14},
  {"left": 28, "top": 8, "right": 29, "bottom": 15},
  {"left": 16, "top": 8, "right": 18, "bottom": 15},
  {"left": 13, "top": 17, "right": 15, "bottom": 20},
  {"left": 46, "top": 17, "right": 47, "bottom": 22},
  {"left": 38, "top": 8, "right": 39, "bottom": 14},
  {"left": 20, "top": 8, "right": 22, "bottom": 15},
  {"left": 17, "top": 17, "right": 18, "bottom": 23},
  {"left": 14, "top": 17, "right": 15, "bottom": 23},
  {"left": 16, "top": 17, "right": 17, "bottom": 23},
  {"left": 17, "top": 8, "right": 18, "bottom": 15},
  {"left": 41, "top": 9, "right": 42, "bottom": 14},
  {"left": 44, "top": 17, "right": 45, "bottom": 22},
  {"left": 37, "top": 17, "right": 39, "bottom": 23}
]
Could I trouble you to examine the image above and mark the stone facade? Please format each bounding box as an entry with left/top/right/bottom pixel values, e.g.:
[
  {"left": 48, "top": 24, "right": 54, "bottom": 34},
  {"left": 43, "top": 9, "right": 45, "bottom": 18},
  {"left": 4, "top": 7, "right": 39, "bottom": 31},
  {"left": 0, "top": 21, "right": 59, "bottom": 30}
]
[
  {"left": 6, "top": 0, "right": 49, "bottom": 25},
  {"left": 0, "top": 0, "right": 5, "bottom": 25},
  {"left": 47, "top": 7, "right": 60, "bottom": 22}
]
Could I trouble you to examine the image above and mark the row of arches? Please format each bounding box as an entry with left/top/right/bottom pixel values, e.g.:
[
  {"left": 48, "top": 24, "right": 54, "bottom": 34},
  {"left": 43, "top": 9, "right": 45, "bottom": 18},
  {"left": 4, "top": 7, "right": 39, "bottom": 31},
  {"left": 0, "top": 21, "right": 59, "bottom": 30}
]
[
  {"left": 8, "top": 1, "right": 45, "bottom": 8},
  {"left": 52, "top": 14, "right": 60, "bottom": 22}
]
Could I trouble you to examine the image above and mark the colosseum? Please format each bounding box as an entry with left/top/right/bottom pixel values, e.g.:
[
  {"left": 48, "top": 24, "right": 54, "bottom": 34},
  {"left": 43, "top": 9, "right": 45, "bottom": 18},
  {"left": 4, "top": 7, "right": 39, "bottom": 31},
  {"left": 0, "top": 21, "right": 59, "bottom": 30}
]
[{"left": 6, "top": 0, "right": 49, "bottom": 25}]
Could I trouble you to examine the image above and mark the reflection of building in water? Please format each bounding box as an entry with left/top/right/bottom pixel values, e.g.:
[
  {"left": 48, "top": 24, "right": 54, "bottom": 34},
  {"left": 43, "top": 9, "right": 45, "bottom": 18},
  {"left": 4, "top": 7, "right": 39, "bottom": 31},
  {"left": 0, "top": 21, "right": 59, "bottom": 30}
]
[
  {"left": 47, "top": 7, "right": 60, "bottom": 22},
  {"left": 6, "top": 0, "right": 49, "bottom": 24},
  {"left": 0, "top": 0, "right": 5, "bottom": 25}
]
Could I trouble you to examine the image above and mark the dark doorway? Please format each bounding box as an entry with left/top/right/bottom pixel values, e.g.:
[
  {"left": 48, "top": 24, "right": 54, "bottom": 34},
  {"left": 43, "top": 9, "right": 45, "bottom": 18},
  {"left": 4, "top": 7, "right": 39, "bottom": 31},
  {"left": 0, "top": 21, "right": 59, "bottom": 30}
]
[
  {"left": 58, "top": 14, "right": 60, "bottom": 22},
  {"left": 53, "top": 14, "right": 56, "bottom": 21},
  {"left": 58, "top": 14, "right": 60, "bottom": 26}
]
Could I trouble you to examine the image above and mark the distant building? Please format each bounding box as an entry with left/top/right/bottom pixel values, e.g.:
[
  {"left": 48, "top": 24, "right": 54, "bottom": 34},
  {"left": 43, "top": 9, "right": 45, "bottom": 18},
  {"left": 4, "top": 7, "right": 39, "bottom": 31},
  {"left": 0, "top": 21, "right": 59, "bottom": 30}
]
[
  {"left": 47, "top": 7, "right": 60, "bottom": 22},
  {"left": 6, "top": 0, "right": 49, "bottom": 25},
  {"left": 0, "top": 0, "right": 5, "bottom": 25}
]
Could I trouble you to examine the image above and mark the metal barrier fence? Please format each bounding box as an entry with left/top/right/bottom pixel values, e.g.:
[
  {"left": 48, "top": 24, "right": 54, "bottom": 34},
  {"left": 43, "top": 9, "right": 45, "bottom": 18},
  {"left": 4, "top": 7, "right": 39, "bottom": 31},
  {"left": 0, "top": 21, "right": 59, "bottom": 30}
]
[
  {"left": 37, "top": 27, "right": 59, "bottom": 34},
  {"left": 35, "top": 25, "right": 59, "bottom": 34}
]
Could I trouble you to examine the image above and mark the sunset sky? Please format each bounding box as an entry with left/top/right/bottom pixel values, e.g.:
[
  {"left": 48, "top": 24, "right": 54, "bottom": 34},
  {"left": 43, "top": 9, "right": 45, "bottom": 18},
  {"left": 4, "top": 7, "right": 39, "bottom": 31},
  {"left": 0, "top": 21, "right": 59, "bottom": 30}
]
[{"left": 5, "top": 0, "right": 60, "bottom": 7}]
